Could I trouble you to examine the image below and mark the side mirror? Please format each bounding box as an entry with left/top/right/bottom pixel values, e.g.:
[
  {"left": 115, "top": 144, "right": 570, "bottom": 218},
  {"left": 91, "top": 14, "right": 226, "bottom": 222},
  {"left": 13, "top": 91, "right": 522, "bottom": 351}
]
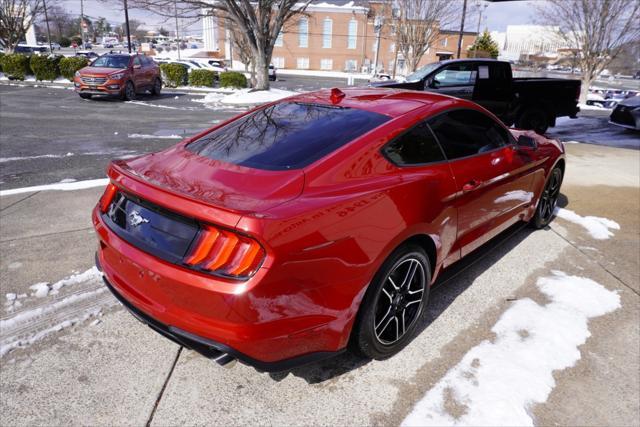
[
  {"left": 517, "top": 135, "right": 538, "bottom": 150},
  {"left": 133, "top": 64, "right": 141, "bottom": 69}
]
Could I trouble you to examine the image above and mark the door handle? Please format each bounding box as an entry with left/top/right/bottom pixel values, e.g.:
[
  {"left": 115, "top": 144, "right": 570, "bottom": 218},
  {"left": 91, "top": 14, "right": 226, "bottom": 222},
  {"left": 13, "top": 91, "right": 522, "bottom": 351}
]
[{"left": 463, "top": 180, "right": 482, "bottom": 192}]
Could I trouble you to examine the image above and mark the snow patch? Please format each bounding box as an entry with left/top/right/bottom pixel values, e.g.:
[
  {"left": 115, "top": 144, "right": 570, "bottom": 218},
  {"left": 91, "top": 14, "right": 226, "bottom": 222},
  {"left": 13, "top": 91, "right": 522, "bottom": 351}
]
[
  {"left": 554, "top": 208, "right": 620, "bottom": 239},
  {"left": 25, "top": 267, "right": 101, "bottom": 299},
  {"left": 402, "top": 271, "right": 620, "bottom": 427},
  {"left": 0, "top": 152, "right": 74, "bottom": 163},
  {"left": 127, "top": 133, "right": 182, "bottom": 140},
  {"left": 219, "top": 88, "right": 296, "bottom": 105},
  {"left": 0, "top": 178, "right": 109, "bottom": 196}
]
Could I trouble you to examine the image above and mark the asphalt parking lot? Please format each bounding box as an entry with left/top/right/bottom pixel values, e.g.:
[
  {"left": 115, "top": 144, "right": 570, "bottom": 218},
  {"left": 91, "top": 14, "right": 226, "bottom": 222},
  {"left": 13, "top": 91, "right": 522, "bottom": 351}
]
[{"left": 0, "top": 82, "right": 638, "bottom": 426}]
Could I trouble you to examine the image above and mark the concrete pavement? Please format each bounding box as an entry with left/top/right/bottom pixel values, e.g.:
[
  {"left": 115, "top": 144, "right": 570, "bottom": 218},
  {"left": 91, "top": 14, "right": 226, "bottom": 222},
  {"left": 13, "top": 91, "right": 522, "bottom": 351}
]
[{"left": 0, "top": 142, "right": 638, "bottom": 425}]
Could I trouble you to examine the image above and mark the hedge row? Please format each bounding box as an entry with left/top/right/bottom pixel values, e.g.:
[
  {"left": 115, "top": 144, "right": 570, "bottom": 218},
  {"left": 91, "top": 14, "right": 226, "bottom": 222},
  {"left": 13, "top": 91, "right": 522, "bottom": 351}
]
[
  {"left": 189, "top": 69, "right": 216, "bottom": 87},
  {"left": 0, "top": 53, "right": 89, "bottom": 81},
  {"left": 219, "top": 71, "right": 247, "bottom": 89},
  {"left": 159, "top": 63, "right": 188, "bottom": 88}
]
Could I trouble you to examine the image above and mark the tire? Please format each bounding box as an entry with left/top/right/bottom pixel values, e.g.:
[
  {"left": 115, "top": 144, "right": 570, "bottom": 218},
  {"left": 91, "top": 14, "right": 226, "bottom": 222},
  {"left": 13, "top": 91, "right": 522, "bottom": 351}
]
[
  {"left": 151, "top": 77, "right": 162, "bottom": 96},
  {"left": 351, "top": 244, "right": 431, "bottom": 360},
  {"left": 530, "top": 166, "right": 563, "bottom": 229},
  {"left": 517, "top": 107, "right": 549, "bottom": 134},
  {"left": 78, "top": 93, "right": 92, "bottom": 99},
  {"left": 121, "top": 81, "right": 136, "bottom": 101}
]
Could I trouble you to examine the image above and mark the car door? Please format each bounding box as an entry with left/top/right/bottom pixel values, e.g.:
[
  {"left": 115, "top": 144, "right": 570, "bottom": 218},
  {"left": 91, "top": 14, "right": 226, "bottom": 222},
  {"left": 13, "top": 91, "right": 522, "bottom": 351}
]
[
  {"left": 427, "top": 108, "right": 535, "bottom": 257},
  {"left": 427, "top": 62, "right": 478, "bottom": 101},
  {"left": 381, "top": 120, "right": 460, "bottom": 269},
  {"left": 473, "top": 62, "right": 514, "bottom": 119},
  {"left": 131, "top": 55, "right": 145, "bottom": 88}
]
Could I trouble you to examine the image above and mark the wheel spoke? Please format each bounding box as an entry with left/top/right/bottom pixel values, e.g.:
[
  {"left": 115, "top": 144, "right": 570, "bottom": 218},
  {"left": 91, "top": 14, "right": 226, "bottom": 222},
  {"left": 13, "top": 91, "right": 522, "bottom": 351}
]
[
  {"left": 394, "top": 316, "right": 400, "bottom": 342},
  {"left": 381, "top": 287, "right": 393, "bottom": 303},
  {"left": 401, "top": 260, "right": 418, "bottom": 288},
  {"left": 405, "top": 299, "right": 421, "bottom": 308},
  {"left": 401, "top": 309, "right": 406, "bottom": 335},
  {"left": 375, "top": 309, "right": 394, "bottom": 334},
  {"left": 388, "top": 277, "right": 399, "bottom": 290}
]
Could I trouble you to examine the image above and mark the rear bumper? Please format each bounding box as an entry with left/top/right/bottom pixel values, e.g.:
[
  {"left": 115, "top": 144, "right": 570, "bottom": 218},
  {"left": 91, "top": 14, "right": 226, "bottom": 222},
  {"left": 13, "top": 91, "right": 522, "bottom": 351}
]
[
  {"left": 100, "top": 267, "right": 342, "bottom": 371},
  {"left": 92, "top": 206, "right": 350, "bottom": 368}
]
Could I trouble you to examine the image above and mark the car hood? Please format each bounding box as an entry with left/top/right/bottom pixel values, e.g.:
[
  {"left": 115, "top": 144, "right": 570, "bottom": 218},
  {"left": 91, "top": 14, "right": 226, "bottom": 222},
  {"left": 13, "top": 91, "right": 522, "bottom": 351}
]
[
  {"left": 619, "top": 95, "right": 640, "bottom": 107},
  {"left": 112, "top": 144, "right": 305, "bottom": 214},
  {"left": 80, "top": 67, "right": 126, "bottom": 75}
]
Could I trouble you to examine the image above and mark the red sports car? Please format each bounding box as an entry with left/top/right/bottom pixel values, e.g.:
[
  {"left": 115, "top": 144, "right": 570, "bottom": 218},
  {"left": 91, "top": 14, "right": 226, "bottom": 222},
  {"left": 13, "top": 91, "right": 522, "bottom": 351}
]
[{"left": 93, "top": 88, "right": 565, "bottom": 371}]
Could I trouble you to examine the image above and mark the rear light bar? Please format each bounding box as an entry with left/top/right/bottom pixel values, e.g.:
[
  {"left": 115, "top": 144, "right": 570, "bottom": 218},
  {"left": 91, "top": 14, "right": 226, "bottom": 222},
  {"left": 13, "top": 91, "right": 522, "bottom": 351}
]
[
  {"left": 99, "top": 183, "right": 118, "bottom": 212},
  {"left": 185, "top": 225, "right": 265, "bottom": 279}
]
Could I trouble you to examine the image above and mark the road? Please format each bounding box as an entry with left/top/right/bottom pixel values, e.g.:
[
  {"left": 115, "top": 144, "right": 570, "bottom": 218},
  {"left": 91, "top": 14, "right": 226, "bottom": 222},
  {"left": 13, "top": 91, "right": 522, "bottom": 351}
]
[{"left": 0, "top": 83, "right": 638, "bottom": 426}]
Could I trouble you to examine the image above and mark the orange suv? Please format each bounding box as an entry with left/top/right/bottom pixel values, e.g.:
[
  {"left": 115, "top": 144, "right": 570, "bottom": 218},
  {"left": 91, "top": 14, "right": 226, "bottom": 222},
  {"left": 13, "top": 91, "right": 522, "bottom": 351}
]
[{"left": 74, "top": 53, "right": 162, "bottom": 100}]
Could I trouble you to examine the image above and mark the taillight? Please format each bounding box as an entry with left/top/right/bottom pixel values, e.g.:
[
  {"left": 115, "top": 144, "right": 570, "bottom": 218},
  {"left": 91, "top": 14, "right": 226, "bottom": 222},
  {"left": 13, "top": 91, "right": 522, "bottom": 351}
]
[
  {"left": 99, "top": 183, "right": 118, "bottom": 212},
  {"left": 185, "top": 225, "right": 265, "bottom": 279}
]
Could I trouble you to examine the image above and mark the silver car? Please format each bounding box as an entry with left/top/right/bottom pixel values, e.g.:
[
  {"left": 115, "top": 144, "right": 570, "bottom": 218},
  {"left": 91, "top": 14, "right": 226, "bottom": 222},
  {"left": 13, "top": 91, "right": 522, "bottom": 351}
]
[{"left": 609, "top": 95, "right": 640, "bottom": 130}]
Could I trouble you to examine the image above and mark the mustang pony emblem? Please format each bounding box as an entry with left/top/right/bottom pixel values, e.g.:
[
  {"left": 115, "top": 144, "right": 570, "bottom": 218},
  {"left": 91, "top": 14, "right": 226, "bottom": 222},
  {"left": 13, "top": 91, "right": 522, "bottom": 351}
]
[{"left": 128, "top": 211, "right": 149, "bottom": 227}]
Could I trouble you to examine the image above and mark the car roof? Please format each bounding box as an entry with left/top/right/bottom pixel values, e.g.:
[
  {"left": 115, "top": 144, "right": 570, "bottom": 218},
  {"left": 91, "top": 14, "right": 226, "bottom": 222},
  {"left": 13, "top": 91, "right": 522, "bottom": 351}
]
[{"left": 286, "top": 88, "right": 470, "bottom": 118}]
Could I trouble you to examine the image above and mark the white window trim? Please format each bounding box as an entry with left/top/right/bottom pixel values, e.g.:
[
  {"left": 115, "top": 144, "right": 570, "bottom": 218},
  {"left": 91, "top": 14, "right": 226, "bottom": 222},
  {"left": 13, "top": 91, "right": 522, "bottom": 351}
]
[
  {"left": 275, "top": 32, "right": 284, "bottom": 47},
  {"left": 322, "top": 18, "right": 333, "bottom": 49},
  {"left": 299, "top": 18, "right": 308, "bottom": 48},
  {"left": 347, "top": 18, "right": 357, "bottom": 49}
]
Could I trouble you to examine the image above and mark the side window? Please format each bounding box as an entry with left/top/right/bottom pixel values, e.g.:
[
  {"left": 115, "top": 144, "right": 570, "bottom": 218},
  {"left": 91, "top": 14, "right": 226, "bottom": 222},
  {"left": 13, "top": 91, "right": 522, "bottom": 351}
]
[
  {"left": 428, "top": 109, "right": 508, "bottom": 160},
  {"left": 433, "top": 64, "right": 477, "bottom": 87},
  {"left": 383, "top": 122, "right": 445, "bottom": 166},
  {"left": 133, "top": 56, "right": 141, "bottom": 67}
]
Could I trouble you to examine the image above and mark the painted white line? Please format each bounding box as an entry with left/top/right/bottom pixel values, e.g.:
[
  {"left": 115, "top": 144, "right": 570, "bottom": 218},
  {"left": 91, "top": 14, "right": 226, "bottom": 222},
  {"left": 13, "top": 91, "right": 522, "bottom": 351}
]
[
  {"left": 0, "top": 178, "right": 109, "bottom": 196},
  {"left": 402, "top": 271, "right": 620, "bottom": 427}
]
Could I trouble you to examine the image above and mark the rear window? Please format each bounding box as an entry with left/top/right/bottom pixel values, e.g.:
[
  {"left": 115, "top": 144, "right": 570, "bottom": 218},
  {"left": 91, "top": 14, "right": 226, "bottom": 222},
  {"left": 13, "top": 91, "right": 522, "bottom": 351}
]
[{"left": 186, "top": 102, "right": 390, "bottom": 170}]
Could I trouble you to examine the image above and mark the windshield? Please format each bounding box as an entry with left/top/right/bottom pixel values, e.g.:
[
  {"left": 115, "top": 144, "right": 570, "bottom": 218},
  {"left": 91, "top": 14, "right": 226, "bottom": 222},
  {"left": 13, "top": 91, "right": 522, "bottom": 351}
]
[
  {"left": 187, "top": 102, "right": 390, "bottom": 170},
  {"left": 405, "top": 62, "right": 440, "bottom": 82},
  {"left": 91, "top": 56, "right": 130, "bottom": 69}
]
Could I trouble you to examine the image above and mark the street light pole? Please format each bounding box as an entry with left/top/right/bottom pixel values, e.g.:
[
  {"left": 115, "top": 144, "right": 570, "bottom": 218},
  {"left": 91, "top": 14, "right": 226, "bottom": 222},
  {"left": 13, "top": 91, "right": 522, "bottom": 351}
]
[
  {"left": 174, "top": 0, "right": 181, "bottom": 61},
  {"left": 42, "top": 0, "right": 53, "bottom": 53},
  {"left": 80, "top": 0, "right": 85, "bottom": 47},
  {"left": 456, "top": 0, "right": 467, "bottom": 59},
  {"left": 124, "top": 0, "right": 132, "bottom": 53},
  {"left": 372, "top": 15, "right": 382, "bottom": 75},
  {"left": 472, "top": 0, "right": 487, "bottom": 58}
]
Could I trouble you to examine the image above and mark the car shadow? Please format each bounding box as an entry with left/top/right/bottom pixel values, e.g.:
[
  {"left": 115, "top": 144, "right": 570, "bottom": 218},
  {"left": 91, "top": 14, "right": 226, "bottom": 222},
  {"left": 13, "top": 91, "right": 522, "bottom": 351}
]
[
  {"left": 84, "top": 92, "right": 186, "bottom": 102},
  {"left": 268, "top": 210, "right": 566, "bottom": 384}
]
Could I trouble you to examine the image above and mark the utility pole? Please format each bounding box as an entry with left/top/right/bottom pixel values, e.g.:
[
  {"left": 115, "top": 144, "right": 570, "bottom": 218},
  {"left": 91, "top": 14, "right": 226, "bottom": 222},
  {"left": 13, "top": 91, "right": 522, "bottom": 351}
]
[
  {"left": 456, "top": 0, "right": 467, "bottom": 59},
  {"left": 43, "top": 0, "right": 53, "bottom": 53},
  {"left": 124, "top": 0, "right": 132, "bottom": 53},
  {"left": 80, "top": 0, "right": 85, "bottom": 47},
  {"left": 174, "top": 0, "right": 181, "bottom": 60},
  {"left": 372, "top": 15, "right": 383, "bottom": 75},
  {"left": 472, "top": 0, "right": 487, "bottom": 58}
]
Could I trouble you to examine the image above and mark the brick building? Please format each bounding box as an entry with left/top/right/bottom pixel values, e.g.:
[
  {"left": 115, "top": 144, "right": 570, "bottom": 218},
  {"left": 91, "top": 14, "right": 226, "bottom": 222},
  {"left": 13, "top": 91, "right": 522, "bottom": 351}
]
[{"left": 202, "top": 1, "right": 477, "bottom": 75}]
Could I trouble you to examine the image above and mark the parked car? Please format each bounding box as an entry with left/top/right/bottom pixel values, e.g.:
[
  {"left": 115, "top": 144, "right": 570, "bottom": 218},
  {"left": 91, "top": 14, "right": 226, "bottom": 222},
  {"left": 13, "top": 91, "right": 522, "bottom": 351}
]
[
  {"left": 76, "top": 50, "right": 99, "bottom": 59},
  {"left": 93, "top": 87, "right": 565, "bottom": 371},
  {"left": 269, "top": 64, "right": 277, "bottom": 81},
  {"left": 634, "top": 71, "right": 640, "bottom": 80},
  {"left": 51, "top": 42, "right": 61, "bottom": 50},
  {"left": 74, "top": 53, "right": 162, "bottom": 100},
  {"left": 373, "top": 58, "right": 581, "bottom": 134},
  {"left": 14, "top": 45, "right": 34, "bottom": 54},
  {"left": 103, "top": 42, "right": 114, "bottom": 49},
  {"left": 609, "top": 95, "right": 640, "bottom": 130}
]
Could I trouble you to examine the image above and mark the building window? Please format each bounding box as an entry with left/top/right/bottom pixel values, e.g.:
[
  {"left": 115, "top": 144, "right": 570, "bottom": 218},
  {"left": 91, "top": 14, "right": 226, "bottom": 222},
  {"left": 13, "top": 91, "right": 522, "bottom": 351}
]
[
  {"left": 389, "top": 42, "right": 395, "bottom": 53},
  {"left": 320, "top": 58, "right": 333, "bottom": 70},
  {"left": 299, "top": 18, "right": 308, "bottom": 48},
  {"left": 347, "top": 18, "right": 357, "bottom": 49},
  {"left": 272, "top": 56, "right": 285, "bottom": 68},
  {"left": 322, "top": 18, "right": 332, "bottom": 48},
  {"left": 275, "top": 32, "right": 284, "bottom": 47},
  {"left": 297, "top": 57, "right": 309, "bottom": 69},
  {"left": 441, "top": 38, "right": 448, "bottom": 47},
  {"left": 345, "top": 59, "right": 357, "bottom": 71}
]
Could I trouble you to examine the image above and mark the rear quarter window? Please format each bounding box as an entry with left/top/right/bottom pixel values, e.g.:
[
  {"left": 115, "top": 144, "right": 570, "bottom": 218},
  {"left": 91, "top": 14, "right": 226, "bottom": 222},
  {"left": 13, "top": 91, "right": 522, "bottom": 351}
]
[{"left": 186, "top": 102, "right": 390, "bottom": 170}]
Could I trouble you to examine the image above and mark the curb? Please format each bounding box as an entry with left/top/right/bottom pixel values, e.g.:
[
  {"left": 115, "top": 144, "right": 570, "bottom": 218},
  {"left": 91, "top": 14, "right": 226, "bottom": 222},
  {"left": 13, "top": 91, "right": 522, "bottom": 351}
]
[{"left": 0, "top": 80, "right": 235, "bottom": 94}]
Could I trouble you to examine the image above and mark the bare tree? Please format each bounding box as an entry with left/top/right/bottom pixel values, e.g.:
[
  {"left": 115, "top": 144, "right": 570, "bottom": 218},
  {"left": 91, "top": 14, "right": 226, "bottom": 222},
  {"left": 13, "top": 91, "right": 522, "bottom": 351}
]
[
  {"left": 537, "top": 0, "right": 640, "bottom": 104},
  {"left": 392, "top": 0, "right": 458, "bottom": 73},
  {"left": 0, "top": 0, "right": 44, "bottom": 52},
  {"left": 43, "top": 3, "right": 72, "bottom": 41},
  {"left": 130, "top": 0, "right": 310, "bottom": 90}
]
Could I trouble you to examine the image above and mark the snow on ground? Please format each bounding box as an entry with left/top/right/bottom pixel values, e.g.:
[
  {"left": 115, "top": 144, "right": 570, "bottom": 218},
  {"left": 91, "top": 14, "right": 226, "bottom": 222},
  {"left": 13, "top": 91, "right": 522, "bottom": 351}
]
[
  {"left": 218, "top": 88, "right": 296, "bottom": 105},
  {"left": 277, "top": 68, "right": 371, "bottom": 80},
  {"left": 402, "top": 271, "right": 621, "bottom": 427},
  {"left": 554, "top": 208, "right": 620, "bottom": 240},
  {"left": 0, "top": 152, "right": 75, "bottom": 163},
  {"left": 128, "top": 133, "right": 182, "bottom": 140},
  {"left": 1, "top": 267, "right": 114, "bottom": 357},
  {"left": 0, "top": 178, "right": 109, "bottom": 196}
]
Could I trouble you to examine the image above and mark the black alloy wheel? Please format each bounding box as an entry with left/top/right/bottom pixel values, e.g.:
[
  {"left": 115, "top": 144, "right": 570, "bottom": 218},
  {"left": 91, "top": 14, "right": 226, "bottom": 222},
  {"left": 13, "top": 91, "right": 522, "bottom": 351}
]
[{"left": 532, "top": 167, "right": 563, "bottom": 228}]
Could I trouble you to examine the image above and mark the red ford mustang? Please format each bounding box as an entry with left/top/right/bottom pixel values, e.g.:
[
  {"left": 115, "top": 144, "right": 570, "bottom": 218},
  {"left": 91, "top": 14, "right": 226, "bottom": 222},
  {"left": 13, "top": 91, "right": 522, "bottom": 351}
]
[{"left": 93, "top": 88, "right": 565, "bottom": 371}]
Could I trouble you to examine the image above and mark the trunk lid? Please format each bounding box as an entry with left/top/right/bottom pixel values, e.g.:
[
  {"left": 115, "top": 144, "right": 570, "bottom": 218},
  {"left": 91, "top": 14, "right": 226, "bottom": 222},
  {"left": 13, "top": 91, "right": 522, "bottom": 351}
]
[{"left": 113, "top": 145, "right": 304, "bottom": 215}]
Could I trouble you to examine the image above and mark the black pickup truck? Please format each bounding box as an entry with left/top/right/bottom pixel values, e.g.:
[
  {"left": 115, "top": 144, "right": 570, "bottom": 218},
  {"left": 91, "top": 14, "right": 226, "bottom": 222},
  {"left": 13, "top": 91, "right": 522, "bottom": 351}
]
[{"left": 372, "top": 59, "right": 581, "bottom": 134}]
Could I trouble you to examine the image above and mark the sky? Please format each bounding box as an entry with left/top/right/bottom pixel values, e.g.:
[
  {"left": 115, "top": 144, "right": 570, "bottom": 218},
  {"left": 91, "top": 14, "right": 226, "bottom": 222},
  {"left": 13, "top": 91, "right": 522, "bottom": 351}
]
[{"left": 60, "top": 0, "right": 541, "bottom": 35}]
